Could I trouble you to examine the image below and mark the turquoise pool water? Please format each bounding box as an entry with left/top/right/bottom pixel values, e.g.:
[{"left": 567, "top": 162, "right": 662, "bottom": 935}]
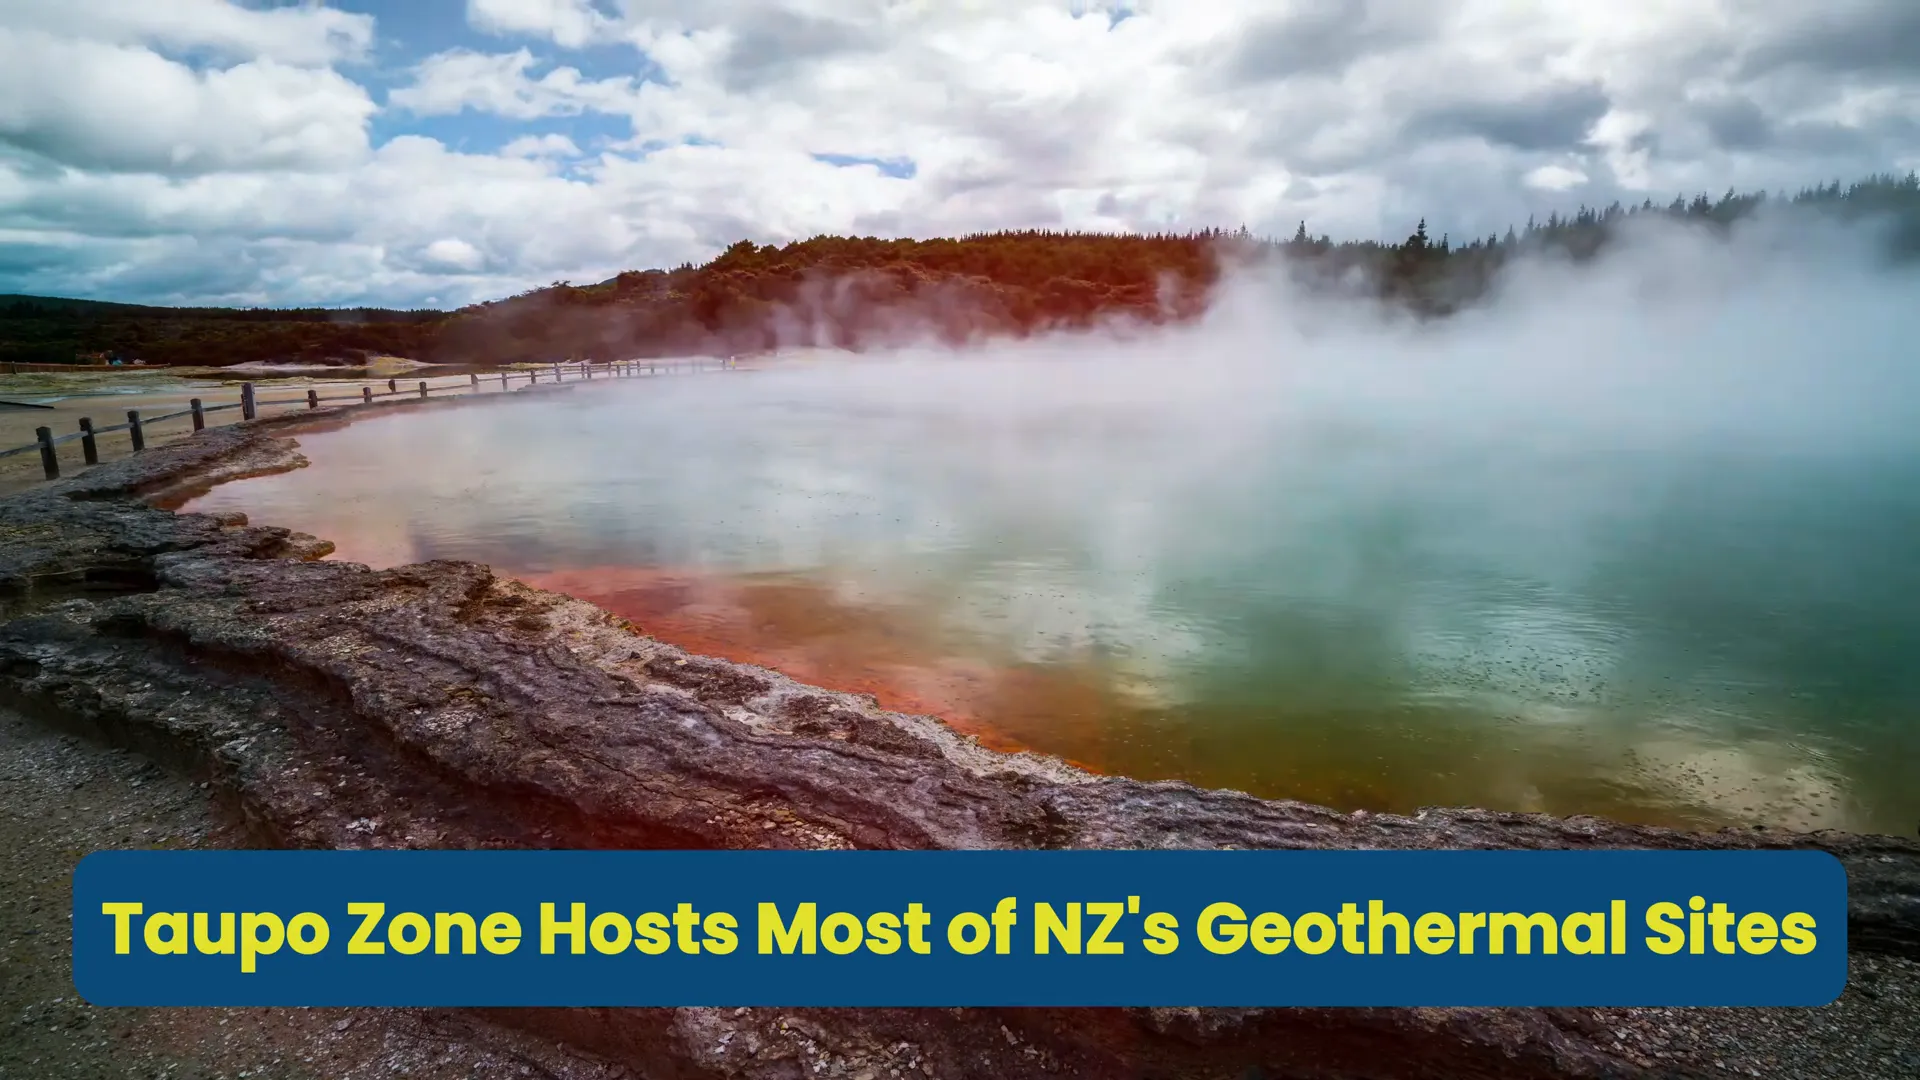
[{"left": 183, "top": 352, "right": 1920, "bottom": 836}]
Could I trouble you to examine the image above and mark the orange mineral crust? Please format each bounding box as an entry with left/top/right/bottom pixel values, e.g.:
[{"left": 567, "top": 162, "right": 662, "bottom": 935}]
[{"left": 513, "top": 565, "right": 1121, "bottom": 771}]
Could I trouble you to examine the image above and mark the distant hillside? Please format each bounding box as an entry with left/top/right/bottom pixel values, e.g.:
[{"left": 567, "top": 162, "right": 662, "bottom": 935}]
[
  {"left": 0, "top": 295, "right": 446, "bottom": 367},
  {"left": 5, "top": 171, "right": 1915, "bottom": 368},
  {"left": 0, "top": 294, "right": 443, "bottom": 321}
]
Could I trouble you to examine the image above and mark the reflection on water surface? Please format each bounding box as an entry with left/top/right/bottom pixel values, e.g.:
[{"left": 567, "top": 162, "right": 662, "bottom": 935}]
[{"left": 181, "top": 362, "right": 1920, "bottom": 835}]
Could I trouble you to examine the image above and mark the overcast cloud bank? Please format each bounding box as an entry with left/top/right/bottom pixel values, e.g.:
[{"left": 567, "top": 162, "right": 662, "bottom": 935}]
[{"left": 1, "top": 0, "right": 1917, "bottom": 308}]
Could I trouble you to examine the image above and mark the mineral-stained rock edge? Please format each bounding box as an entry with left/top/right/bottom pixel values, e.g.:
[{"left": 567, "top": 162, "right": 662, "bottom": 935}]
[{"left": 2, "top": 399, "right": 1916, "bottom": 1080}]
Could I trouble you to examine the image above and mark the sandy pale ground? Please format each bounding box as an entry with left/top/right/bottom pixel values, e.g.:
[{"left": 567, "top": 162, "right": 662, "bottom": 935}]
[
  {"left": 0, "top": 374, "right": 505, "bottom": 497},
  {"left": 1, "top": 389, "right": 234, "bottom": 496},
  {"left": 1, "top": 360, "right": 714, "bottom": 496}
]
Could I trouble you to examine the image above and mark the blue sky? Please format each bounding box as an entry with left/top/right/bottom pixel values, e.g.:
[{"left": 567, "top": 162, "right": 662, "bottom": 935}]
[
  {"left": 348, "top": 0, "right": 655, "bottom": 157},
  {"left": 0, "top": 0, "right": 1915, "bottom": 308}
]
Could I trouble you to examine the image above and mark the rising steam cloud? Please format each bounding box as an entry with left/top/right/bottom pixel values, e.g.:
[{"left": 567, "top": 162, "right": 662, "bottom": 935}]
[{"left": 187, "top": 210, "right": 1920, "bottom": 835}]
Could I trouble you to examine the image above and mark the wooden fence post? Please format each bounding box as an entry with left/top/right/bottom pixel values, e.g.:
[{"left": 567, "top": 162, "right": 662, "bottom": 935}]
[
  {"left": 190, "top": 398, "right": 205, "bottom": 431},
  {"left": 388, "top": 378, "right": 397, "bottom": 393},
  {"left": 470, "top": 372, "right": 480, "bottom": 389},
  {"left": 363, "top": 386, "right": 373, "bottom": 404},
  {"left": 530, "top": 370, "right": 538, "bottom": 385},
  {"left": 418, "top": 381, "right": 429, "bottom": 399},
  {"left": 241, "top": 383, "right": 256, "bottom": 420},
  {"left": 79, "top": 418, "right": 98, "bottom": 465},
  {"left": 35, "top": 426, "right": 58, "bottom": 480},
  {"left": 307, "top": 389, "right": 319, "bottom": 409},
  {"left": 127, "top": 410, "right": 145, "bottom": 452},
  {"left": 500, "top": 372, "right": 508, "bottom": 390},
  {"left": 584, "top": 363, "right": 592, "bottom": 380}
]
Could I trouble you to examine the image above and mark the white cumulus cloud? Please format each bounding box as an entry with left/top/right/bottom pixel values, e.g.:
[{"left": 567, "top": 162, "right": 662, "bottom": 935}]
[
  {"left": 501, "top": 133, "right": 585, "bottom": 158},
  {"left": 2, "top": 0, "right": 374, "bottom": 65},
  {"left": 0, "top": 28, "right": 374, "bottom": 175},
  {"left": 467, "top": 0, "right": 617, "bottom": 50},
  {"left": 1, "top": 0, "right": 1917, "bottom": 306},
  {"left": 423, "top": 237, "right": 487, "bottom": 271}
]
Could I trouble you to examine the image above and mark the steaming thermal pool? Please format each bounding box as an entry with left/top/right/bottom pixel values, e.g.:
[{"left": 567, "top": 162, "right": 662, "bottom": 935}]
[{"left": 181, "top": 357, "right": 1920, "bottom": 836}]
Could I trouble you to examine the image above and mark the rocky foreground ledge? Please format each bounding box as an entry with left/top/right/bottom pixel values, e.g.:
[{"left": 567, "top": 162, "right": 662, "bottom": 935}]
[{"left": 1, "top": 408, "right": 1917, "bottom": 1080}]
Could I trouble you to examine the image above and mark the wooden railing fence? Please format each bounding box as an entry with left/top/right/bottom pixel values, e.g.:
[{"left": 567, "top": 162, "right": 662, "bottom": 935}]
[{"left": 0, "top": 357, "right": 732, "bottom": 481}]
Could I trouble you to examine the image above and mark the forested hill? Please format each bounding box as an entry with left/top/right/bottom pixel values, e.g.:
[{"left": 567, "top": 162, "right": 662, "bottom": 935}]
[
  {"left": 0, "top": 296, "right": 447, "bottom": 368},
  {"left": 5, "top": 172, "right": 1916, "bottom": 368}
]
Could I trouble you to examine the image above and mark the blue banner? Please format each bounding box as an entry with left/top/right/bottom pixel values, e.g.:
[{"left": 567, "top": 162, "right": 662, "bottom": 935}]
[{"left": 72, "top": 849, "right": 1846, "bottom": 1007}]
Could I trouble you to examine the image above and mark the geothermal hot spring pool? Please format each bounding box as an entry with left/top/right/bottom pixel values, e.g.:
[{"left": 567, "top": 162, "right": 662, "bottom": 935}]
[{"left": 180, "top": 343, "right": 1920, "bottom": 837}]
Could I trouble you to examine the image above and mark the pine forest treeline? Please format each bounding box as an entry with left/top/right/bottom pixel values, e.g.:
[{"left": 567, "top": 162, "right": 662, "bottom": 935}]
[{"left": 4, "top": 171, "right": 1916, "bottom": 368}]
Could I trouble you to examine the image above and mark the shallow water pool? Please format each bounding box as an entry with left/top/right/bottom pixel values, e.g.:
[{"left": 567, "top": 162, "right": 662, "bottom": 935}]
[{"left": 181, "top": 361, "right": 1920, "bottom": 835}]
